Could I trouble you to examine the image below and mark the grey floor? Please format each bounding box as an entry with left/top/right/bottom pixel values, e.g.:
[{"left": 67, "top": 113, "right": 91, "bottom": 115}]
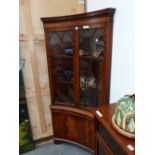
[{"left": 21, "top": 142, "right": 93, "bottom": 155}]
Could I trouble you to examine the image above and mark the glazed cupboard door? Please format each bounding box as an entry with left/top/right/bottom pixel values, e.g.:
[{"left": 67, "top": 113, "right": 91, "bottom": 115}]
[
  {"left": 48, "top": 30, "right": 75, "bottom": 105},
  {"left": 78, "top": 26, "right": 105, "bottom": 108}
]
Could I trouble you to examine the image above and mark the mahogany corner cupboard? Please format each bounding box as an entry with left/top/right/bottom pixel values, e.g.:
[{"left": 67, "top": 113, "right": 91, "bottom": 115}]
[{"left": 41, "top": 8, "right": 115, "bottom": 153}]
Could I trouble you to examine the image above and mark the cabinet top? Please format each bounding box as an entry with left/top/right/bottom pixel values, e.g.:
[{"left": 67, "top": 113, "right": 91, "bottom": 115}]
[{"left": 41, "top": 8, "right": 115, "bottom": 23}]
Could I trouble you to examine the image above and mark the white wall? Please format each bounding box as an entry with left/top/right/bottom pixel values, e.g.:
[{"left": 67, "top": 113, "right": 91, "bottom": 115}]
[{"left": 87, "top": 0, "right": 134, "bottom": 103}]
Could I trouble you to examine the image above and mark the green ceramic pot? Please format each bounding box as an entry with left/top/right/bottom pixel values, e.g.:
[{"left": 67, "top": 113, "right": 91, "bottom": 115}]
[{"left": 114, "top": 94, "right": 135, "bottom": 133}]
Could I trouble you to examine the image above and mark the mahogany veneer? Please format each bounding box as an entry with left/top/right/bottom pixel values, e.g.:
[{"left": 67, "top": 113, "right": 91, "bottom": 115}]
[{"left": 41, "top": 8, "right": 115, "bottom": 153}]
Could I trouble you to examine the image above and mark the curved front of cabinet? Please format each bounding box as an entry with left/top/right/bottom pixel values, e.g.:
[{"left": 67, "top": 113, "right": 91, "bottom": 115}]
[{"left": 51, "top": 105, "right": 95, "bottom": 152}]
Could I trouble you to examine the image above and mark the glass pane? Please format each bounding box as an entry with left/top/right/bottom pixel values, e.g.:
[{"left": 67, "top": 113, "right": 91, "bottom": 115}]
[
  {"left": 79, "top": 28, "right": 104, "bottom": 107},
  {"left": 49, "top": 31, "right": 74, "bottom": 104}
]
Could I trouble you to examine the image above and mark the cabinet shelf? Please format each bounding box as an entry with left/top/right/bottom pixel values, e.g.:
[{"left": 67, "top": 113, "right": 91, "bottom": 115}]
[
  {"left": 52, "top": 55, "right": 73, "bottom": 59},
  {"left": 52, "top": 55, "right": 103, "bottom": 61},
  {"left": 57, "top": 80, "right": 73, "bottom": 84},
  {"left": 79, "top": 56, "right": 103, "bottom": 61}
]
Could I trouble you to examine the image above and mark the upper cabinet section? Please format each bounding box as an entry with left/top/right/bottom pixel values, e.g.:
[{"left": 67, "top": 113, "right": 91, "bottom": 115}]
[{"left": 41, "top": 8, "right": 115, "bottom": 107}]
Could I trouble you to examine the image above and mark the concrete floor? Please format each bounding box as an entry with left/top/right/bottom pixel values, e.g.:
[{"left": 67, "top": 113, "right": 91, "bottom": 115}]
[{"left": 21, "top": 142, "right": 93, "bottom": 155}]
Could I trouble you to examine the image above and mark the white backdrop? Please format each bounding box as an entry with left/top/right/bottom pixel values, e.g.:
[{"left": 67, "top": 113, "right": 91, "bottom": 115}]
[{"left": 87, "top": 0, "right": 135, "bottom": 103}]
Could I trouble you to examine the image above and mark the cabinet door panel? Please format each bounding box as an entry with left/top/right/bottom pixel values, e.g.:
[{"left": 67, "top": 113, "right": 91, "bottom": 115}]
[
  {"left": 51, "top": 107, "right": 95, "bottom": 150},
  {"left": 48, "top": 31, "right": 74, "bottom": 105},
  {"left": 79, "top": 28, "right": 104, "bottom": 107}
]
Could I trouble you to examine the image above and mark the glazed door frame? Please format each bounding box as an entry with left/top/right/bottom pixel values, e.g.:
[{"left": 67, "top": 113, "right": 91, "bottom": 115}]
[
  {"left": 44, "top": 21, "right": 112, "bottom": 107},
  {"left": 44, "top": 27, "right": 77, "bottom": 106},
  {"left": 73, "top": 22, "right": 110, "bottom": 108}
]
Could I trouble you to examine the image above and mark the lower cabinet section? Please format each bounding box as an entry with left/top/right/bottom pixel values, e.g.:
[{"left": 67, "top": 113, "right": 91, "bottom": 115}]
[
  {"left": 51, "top": 104, "right": 135, "bottom": 155},
  {"left": 51, "top": 105, "right": 95, "bottom": 152}
]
